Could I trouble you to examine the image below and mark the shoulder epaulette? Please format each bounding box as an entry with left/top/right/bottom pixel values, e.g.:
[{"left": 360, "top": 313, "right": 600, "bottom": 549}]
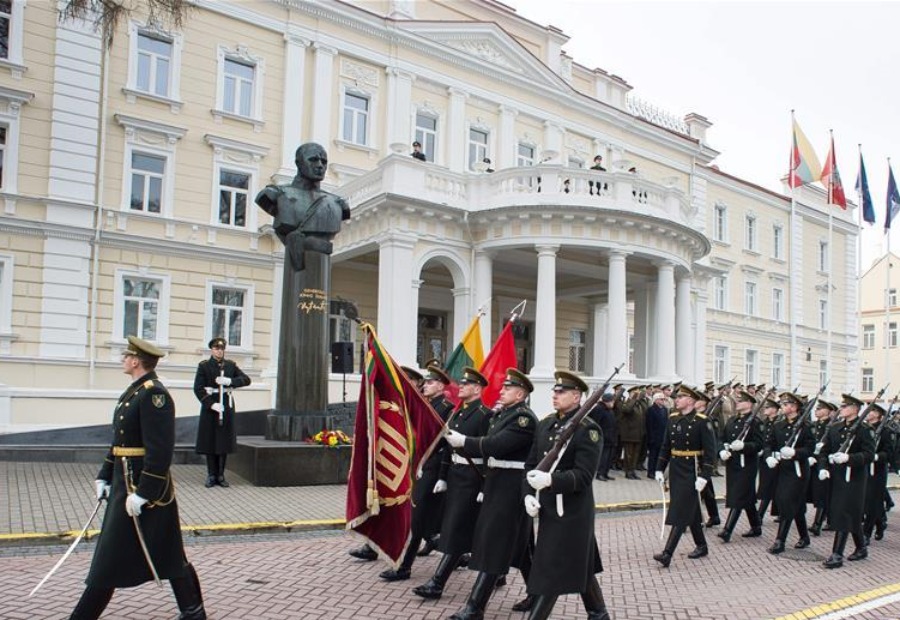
[
  {"left": 695, "top": 413, "right": 707, "bottom": 420},
  {"left": 669, "top": 412, "right": 680, "bottom": 418},
  {"left": 143, "top": 379, "right": 155, "bottom": 389}
]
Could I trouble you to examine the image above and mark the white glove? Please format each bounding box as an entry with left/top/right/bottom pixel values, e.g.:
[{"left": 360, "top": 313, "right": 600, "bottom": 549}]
[
  {"left": 211, "top": 402, "right": 224, "bottom": 414},
  {"left": 204, "top": 387, "right": 215, "bottom": 395},
  {"left": 94, "top": 480, "right": 110, "bottom": 500},
  {"left": 125, "top": 493, "right": 148, "bottom": 517},
  {"left": 215, "top": 375, "right": 232, "bottom": 386},
  {"left": 655, "top": 471, "right": 665, "bottom": 484},
  {"left": 818, "top": 469, "right": 830, "bottom": 481},
  {"left": 832, "top": 452, "right": 849, "bottom": 464},
  {"left": 779, "top": 446, "right": 795, "bottom": 460},
  {"left": 730, "top": 439, "right": 744, "bottom": 452},
  {"left": 694, "top": 477, "right": 708, "bottom": 492},
  {"left": 433, "top": 480, "right": 447, "bottom": 494},
  {"left": 445, "top": 430, "right": 466, "bottom": 448},
  {"left": 719, "top": 449, "right": 731, "bottom": 461},
  {"left": 808, "top": 456, "right": 817, "bottom": 466},
  {"left": 526, "top": 469, "right": 552, "bottom": 491},
  {"left": 814, "top": 442, "right": 824, "bottom": 455},
  {"left": 524, "top": 495, "right": 541, "bottom": 517},
  {"left": 874, "top": 454, "right": 880, "bottom": 462},
  {"left": 765, "top": 456, "right": 778, "bottom": 469}
]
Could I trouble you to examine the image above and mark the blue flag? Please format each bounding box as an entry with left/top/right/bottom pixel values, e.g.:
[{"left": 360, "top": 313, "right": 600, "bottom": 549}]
[
  {"left": 855, "top": 154, "right": 875, "bottom": 224},
  {"left": 886, "top": 164, "right": 900, "bottom": 231}
]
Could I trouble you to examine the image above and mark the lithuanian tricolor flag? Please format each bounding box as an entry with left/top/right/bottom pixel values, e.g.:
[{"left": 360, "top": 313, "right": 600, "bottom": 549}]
[
  {"left": 788, "top": 116, "right": 821, "bottom": 189},
  {"left": 444, "top": 314, "right": 485, "bottom": 382}
]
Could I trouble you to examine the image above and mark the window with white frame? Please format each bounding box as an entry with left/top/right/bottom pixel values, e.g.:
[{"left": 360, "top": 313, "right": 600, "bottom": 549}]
[
  {"left": 415, "top": 112, "right": 437, "bottom": 162},
  {"left": 818, "top": 240, "right": 828, "bottom": 272},
  {"left": 888, "top": 288, "right": 898, "bottom": 307},
  {"left": 0, "top": 88, "right": 33, "bottom": 194},
  {"left": 745, "top": 215, "right": 757, "bottom": 251},
  {"left": 468, "top": 127, "right": 489, "bottom": 170},
  {"left": 342, "top": 91, "right": 369, "bottom": 145},
  {"left": 714, "top": 345, "right": 728, "bottom": 384},
  {"left": 819, "top": 359, "right": 828, "bottom": 387},
  {"left": 136, "top": 31, "right": 173, "bottom": 97},
  {"left": 116, "top": 115, "right": 185, "bottom": 217},
  {"left": 223, "top": 58, "right": 254, "bottom": 117},
  {"left": 568, "top": 329, "right": 586, "bottom": 372},
  {"left": 773, "top": 224, "right": 784, "bottom": 259},
  {"left": 517, "top": 143, "right": 535, "bottom": 167},
  {"left": 772, "top": 287, "right": 784, "bottom": 321},
  {"left": 745, "top": 349, "right": 758, "bottom": 384},
  {"left": 217, "top": 169, "right": 249, "bottom": 227},
  {"left": 744, "top": 281, "right": 757, "bottom": 316},
  {"left": 210, "top": 285, "right": 250, "bottom": 348},
  {"left": 0, "top": 0, "right": 25, "bottom": 71},
  {"left": 818, "top": 299, "right": 828, "bottom": 330},
  {"left": 862, "top": 368, "right": 874, "bottom": 393},
  {"left": 714, "top": 276, "right": 728, "bottom": 311},
  {"left": 204, "top": 134, "right": 266, "bottom": 229},
  {"left": 0, "top": 2, "right": 8, "bottom": 62},
  {"left": 772, "top": 352, "right": 784, "bottom": 387},
  {"left": 0, "top": 124, "right": 5, "bottom": 188},
  {"left": 329, "top": 300, "right": 358, "bottom": 349},
  {"left": 863, "top": 324, "right": 875, "bottom": 349},
  {"left": 214, "top": 46, "right": 265, "bottom": 125},
  {"left": 888, "top": 321, "right": 898, "bottom": 348},
  {"left": 714, "top": 204, "right": 728, "bottom": 242},
  {"left": 129, "top": 151, "right": 165, "bottom": 213},
  {"left": 122, "top": 276, "right": 161, "bottom": 340}
]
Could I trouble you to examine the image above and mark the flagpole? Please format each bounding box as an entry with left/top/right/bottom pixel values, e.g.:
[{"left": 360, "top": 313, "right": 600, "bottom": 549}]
[
  {"left": 886, "top": 157, "right": 892, "bottom": 391},
  {"left": 825, "top": 130, "right": 834, "bottom": 395},
  {"left": 856, "top": 144, "right": 864, "bottom": 396},
  {"left": 789, "top": 111, "right": 799, "bottom": 391}
]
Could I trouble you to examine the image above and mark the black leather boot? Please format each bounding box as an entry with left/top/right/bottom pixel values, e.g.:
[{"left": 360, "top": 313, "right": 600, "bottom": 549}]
[
  {"left": 741, "top": 506, "right": 762, "bottom": 537},
  {"left": 717, "top": 509, "right": 740, "bottom": 543},
  {"left": 348, "top": 543, "right": 378, "bottom": 561},
  {"left": 417, "top": 535, "right": 439, "bottom": 556},
  {"left": 757, "top": 498, "right": 771, "bottom": 523},
  {"left": 654, "top": 526, "right": 683, "bottom": 567},
  {"left": 794, "top": 516, "right": 810, "bottom": 548},
  {"left": 217, "top": 455, "right": 229, "bottom": 487},
  {"left": 687, "top": 523, "right": 708, "bottom": 558},
  {"left": 848, "top": 530, "right": 868, "bottom": 561},
  {"left": 824, "top": 532, "right": 848, "bottom": 568},
  {"left": 449, "top": 572, "right": 498, "bottom": 620},
  {"left": 768, "top": 518, "right": 791, "bottom": 554},
  {"left": 412, "top": 553, "right": 459, "bottom": 599},
  {"left": 171, "top": 567, "right": 207, "bottom": 620},
  {"left": 581, "top": 576, "right": 611, "bottom": 620},
  {"left": 69, "top": 586, "right": 114, "bottom": 620},
  {"left": 526, "top": 595, "right": 559, "bottom": 620},
  {"left": 205, "top": 456, "right": 217, "bottom": 488},
  {"left": 380, "top": 541, "right": 417, "bottom": 581},
  {"left": 512, "top": 595, "right": 536, "bottom": 612},
  {"left": 809, "top": 507, "right": 825, "bottom": 536}
]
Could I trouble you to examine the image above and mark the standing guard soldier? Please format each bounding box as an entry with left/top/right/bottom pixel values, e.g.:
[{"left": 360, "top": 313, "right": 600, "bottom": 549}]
[
  {"left": 193, "top": 337, "right": 251, "bottom": 488},
  {"left": 379, "top": 364, "right": 455, "bottom": 580},
  {"left": 756, "top": 398, "right": 781, "bottom": 523},
  {"left": 70, "top": 336, "right": 205, "bottom": 620},
  {"left": 817, "top": 394, "right": 876, "bottom": 568},
  {"left": 693, "top": 393, "right": 721, "bottom": 527},
  {"left": 619, "top": 386, "right": 647, "bottom": 480},
  {"left": 764, "top": 392, "right": 815, "bottom": 553},
  {"left": 808, "top": 400, "right": 837, "bottom": 536},
  {"left": 413, "top": 367, "right": 491, "bottom": 600},
  {"left": 716, "top": 390, "right": 764, "bottom": 542},
  {"left": 444, "top": 368, "right": 538, "bottom": 620},
  {"left": 523, "top": 371, "right": 609, "bottom": 620},
  {"left": 863, "top": 403, "right": 894, "bottom": 544},
  {"left": 653, "top": 385, "right": 717, "bottom": 568}
]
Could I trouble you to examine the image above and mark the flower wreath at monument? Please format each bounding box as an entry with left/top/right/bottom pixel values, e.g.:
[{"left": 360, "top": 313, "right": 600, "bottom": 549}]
[{"left": 308, "top": 429, "right": 352, "bottom": 447}]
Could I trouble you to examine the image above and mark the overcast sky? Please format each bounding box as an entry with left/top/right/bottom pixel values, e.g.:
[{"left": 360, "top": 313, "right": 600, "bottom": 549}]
[{"left": 507, "top": 0, "right": 900, "bottom": 271}]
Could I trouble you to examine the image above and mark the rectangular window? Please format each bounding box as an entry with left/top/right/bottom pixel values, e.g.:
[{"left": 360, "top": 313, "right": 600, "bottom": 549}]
[
  {"left": 745, "top": 215, "right": 757, "bottom": 251},
  {"left": 342, "top": 92, "right": 369, "bottom": 145},
  {"left": 714, "top": 276, "right": 727, "bottom": 311},
  {"left": 568, "top": 329, "right": 586, "bottom": 373},
  {"left": 772, "top": 352, "right": 784, "bottom": 387},
  {"left": 129, "top": 152, "right": 165, "bottom": 213},
  {"left": 0, "top": 1, "right": 9, "bottom": 60},
  {"left": 223, "top": 58, "right": 255, "bottom": 117},
  {"left": 773, "top": 225, "right": 783, "bottom": 259},
  {"left": 889, "top": 288, "right": 898, "bottom": 307},
  {"left": 714, "top": 345, "right": 728, "bottom": 384},
  {"left": 0, "top": 125, "right": 5, "bottom": 188},
  {"left": 889, "top": 322, "right": 898, "bottom": 348},
  {"left": 818, "top": 241, "right": 828, "bottom": 272},
  {"left": 745, "top": 281, "right": 757, "bottom": 316},
  {"left": 772, "top": 287, "right": 784, "bottom": 321},
  {"left": 136, "top": 32, "right": 173, "bottom": 97},
  {"left": 468, "top": 128, "right": 489, "bottom": 170},
  {"left": 218, "top": 169, "right": 249, "bottom": 227},
  {"left": 819, "top": 299, "right": 828, "bottom": 330},
  {"left": 517, "top": 143, "right": 535, "bottom": 167},
  {"left": 862, "top": 368, "right": 874, "bottom": 393},
  {"left": 714, "top": 204, "right": 727, "bottom": 242},
  {"left": 819, "top": 359, "right": 828, "bottom": 388},
  {"left": 415, "top": 113, "right": 437, "bottom": 162},
  {"left": 745, "top": 349, "right": 758, "bottom": 384},
  {"left": 863, "top": 324, "right": 875, "bottom": 349},
  {"left": 211, "top": 287, "right": 245, "bottom": 347},
  {"left": 123, "top": 277, "right": 160, "bottom": 340}
]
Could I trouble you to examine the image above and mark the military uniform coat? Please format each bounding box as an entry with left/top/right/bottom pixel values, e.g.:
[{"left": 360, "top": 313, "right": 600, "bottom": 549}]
[
  {"left": 87, "top": 372, "right": 189, "bottom": 588},
  {"left": 863, "top": 427, "right": 895, "bottom": 524},
  {"left": 767, "top": 417, "right": 815, "bottom": 519},
  {"left": 808, "top": 420, "right": 831, "bottom": 507},
  {"left": 437, "top": 399, "right": 490, "bottom": 555},
  {"left": 722, "top": 413, "right": 762, "bottom": 508},
  {"left": 193, "top": 357, "right": 251, "bottom": 455},
  {"left": 461, "top": 401, "right": 537, "bottom": 575},
  {"left": 410, "top": 395, "right": 454, "bottom": 540},
  {"left": 525, "top": 408, "right": 603, "bottom": 597},
  {"left": 656, "top": 411, "right": 716, "bottom": 527},
  {"left": 818, "top": 419, "right": 875, "bottom": 531},
  {"left": 756, "top": 418, "right": 779, "bottom": 507}
]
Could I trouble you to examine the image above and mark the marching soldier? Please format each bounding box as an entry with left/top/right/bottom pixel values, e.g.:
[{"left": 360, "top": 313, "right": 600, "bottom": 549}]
[
  {"left": 808, "top": 400, "right": 837, "bottom": 536},
  {"left": 764, "top": 392, "right": 815, "bottom": 554},
  {"left": 193, "top": 337, "right": 251, "bottom": 488},
  {"left": 70, "top": 336, "right": 205, "bottom": 620},
  {"left": 523, "top": 371, "right": 609, "bottom": 620},
  {"left": 863, "top": 403, "right": 895, "bottom": 544},
  {"left": 694, "top": 393, "right": 721, "bottom": 527},
  {"left": 412, "top": 367, "right": 490, "bottom": 600},
  {"left": 716, "top": 390, "right": 764, "bottom": 542},
  {"left": 817, "top": 394, "right": 876, "bottom": 568},
  {"left": 653, "top": 385, "right": 717, "bottom": 568},
  {"left": 756, "top": 398, "right": 780, "bottom": 523},
  {"left": 445, "top": 368, "right": 538, "bottom": 619}
]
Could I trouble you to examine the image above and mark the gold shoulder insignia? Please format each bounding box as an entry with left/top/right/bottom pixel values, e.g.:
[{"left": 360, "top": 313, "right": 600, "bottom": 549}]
[
  {"left": 518, "top": 416, "right": 530, "bottom": 428},
  {"left": 143, "top": 380, "right": 155, "bottom": 389},
  {"left": 695, "top": 413, "right": 708, "bottom": 420},
  {"left": 669, "top": 412, "right": 680, "bottom": 418},
  {"left": 589, "top": 429, "right": 600, "bottom": 443}
]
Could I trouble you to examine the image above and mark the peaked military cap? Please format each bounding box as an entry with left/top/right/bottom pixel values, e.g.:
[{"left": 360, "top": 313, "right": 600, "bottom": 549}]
[
  {"left": 735, "top": 390, "right": 757, "bottom": 404},
  {"left": 503, "top": 368, "right": 533, "bottom": 393},
  {"left": 126, "top": 335, "right": 165, "bottom": 359},
  {"left": 841, "top": 393, "right": 865, "bottom": 409},
  {"left": 208, "top": 336, "right": 227, "bottom": 349},
  {"left": 816, "top": 399, "right": 838, "bottom": 412},
  {"left": 401, "top": 366, "right": 424, "bottom": 383},
  {"left": 424, "top": 363, "right": 452, "bottom": 385},
  {"left": 762, "top": 397, "right": 780, "bottom": 409},
  {"left": 674, "top": 384, "right": 704, "bottom": 400},
  {"left": 704, "top": 381, "right": 715, "bottom": 391},
  {"left": 779, "top": 392, "right": 803, "bottom": 407},
  {"left": 627, "top": 385, "right": 643, "bottom": 394},
  {"left": 459, "top": 366, "right": 488, "bottom": 387},
  {"left": 553, "top": 370, "right": 588, "bottom": 392},
  {"left": 695, "top": 391, "right": 711, "bottom": 403},
  {"left": 612, "top": 383, "right": 624, "bottom": 391},
  {"left": 868, "top": 401, "right": 887, "bottom": 416},
  {"left": 424, "top": 357, "right": 443, "bottom": 369}
]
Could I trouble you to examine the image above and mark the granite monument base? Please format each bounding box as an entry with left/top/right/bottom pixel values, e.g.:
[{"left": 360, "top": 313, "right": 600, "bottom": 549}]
[{"left": 230, "top": 436, "right": 351, "bottom": 486}]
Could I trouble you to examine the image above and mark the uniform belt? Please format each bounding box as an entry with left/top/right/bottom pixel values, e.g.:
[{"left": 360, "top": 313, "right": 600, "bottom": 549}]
[
  {"left": 671, "top": 449, "right": 702, "bottom": 457},
  {"left": 451, "top": 454, "right": 484, "bottom": 465},
  {"left": 112, "top": 447, "right": 146, "bottom": 457},
  {"left": 486, "top": 457, "right": 525, "bottom": 470}
]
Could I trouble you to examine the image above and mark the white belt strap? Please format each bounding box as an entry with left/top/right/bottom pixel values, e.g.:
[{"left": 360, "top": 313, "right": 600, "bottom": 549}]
[
  {"left": 451, "top": 454, "right": 484, "bottom": 466},
  {"left": 486, "top": 457, "right": 526, "bottom": 470}
]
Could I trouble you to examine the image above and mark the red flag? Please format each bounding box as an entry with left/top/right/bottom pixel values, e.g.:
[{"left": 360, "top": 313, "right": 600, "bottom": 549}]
[
  {"left": 345, "top": 324, "right": 445, "bottom": 567},
  {"left": 820, "top": 134, "right": 847, "bottom": 209},
  {"left": 478, "top": 320, "right": 518, "bottom": 408}
]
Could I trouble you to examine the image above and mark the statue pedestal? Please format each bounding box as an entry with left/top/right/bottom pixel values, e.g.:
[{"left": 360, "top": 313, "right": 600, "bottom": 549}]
[{"left": 266, "top": 410, "right": 340, "bottom": 442}]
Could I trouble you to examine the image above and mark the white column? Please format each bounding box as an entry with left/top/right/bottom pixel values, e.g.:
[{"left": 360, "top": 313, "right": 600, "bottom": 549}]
[
  {"left": 531, "top": 245, "right": 559, "bottom": 376},
  {"left": 497, "top": 105, "right": 517, "bottom": 170},
  {"left": 384, "top": 67, "right": 413, "bottom": 152},
  {"left": 607, "top": 250, "right": 629, "bottom": 375},
  {"left": 675, "top": 273, "right": 693, "bottom": 380},
  {"left": 589, "top": 301, "right": 608, "bottom": 377},
  {"left": 632, "top": 286, "right": 648, "bottom": 378},
  {"left": 542, "top": 121, "right": 563, "bottom": 163},
  {"left": 447, "top": 87, "right": 468, "bottom": 172},
  {"left": 473, "top": 250, "right": 493, "bottom": 348},
  {"left": 279, "top": 33, "right": 309, "bottom": 176},
  {"left": 310, "top": 43, "right": 337, "bottom": 147},
  {"left": 451, "top": 286, "right": 470, "bottom": 345},
  {"left": 377, "top": 234, "right": 417, "bottom": 363},
  {"left": 655, "top": 261, "right": 677, "bottom": 380},
  {"left": 693, "top": 285, "right": 709, "bottom": 384}
]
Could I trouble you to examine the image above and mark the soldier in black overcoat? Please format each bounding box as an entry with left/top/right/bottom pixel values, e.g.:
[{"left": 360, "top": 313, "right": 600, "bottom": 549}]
[
  {"left": 69, "top": 336, "right": 205, "bottom": 620},
  {"left": 808, "top": 401, "right": 836, "bottom": 535},
  {"left": 444, "top": 368, "right": 538, "bottom": 620},
  {"left": 817, "top": 394, "right": 876, "bottom": 568},
  {"left": 693, "top": 394, "right": 721, "bottom": 527},
  {"left": 193, "top": 337, "right": 251, "bottom": 488},
  {"left": 863, "top": 404, "right": 895, "bottom": 544},
  {"left": 523, "top": 371, "right": 609, "bottom": 620},
  {"left": 412, "top": 367, "right": 490, "bottom": 600},
  {"left": 378, "top": 364, "right": 455, "bottom": 581},
  {"left": 653, "top": 385, "right": 717, "bottom": 568},
  {"left": 716, "top": 390, "right": 764, "bottom": 542},
  {"left": 756, "top": 400, "right": 780, "bottom": 522},
  {"left": 764, "top": 392, "right": 815, "bottom": 553}
]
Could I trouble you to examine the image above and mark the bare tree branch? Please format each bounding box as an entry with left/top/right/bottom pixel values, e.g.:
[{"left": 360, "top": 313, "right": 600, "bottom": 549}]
[{"left": 60, "top": 0, "right": 192, "bottom": 47}]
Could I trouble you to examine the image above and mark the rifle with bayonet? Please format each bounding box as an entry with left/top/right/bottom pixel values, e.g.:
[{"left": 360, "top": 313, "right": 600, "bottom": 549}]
[
  {"left": 737, "top": 385, "right": 778, "bottom": 442},
  {"left": 704, "top": 377, "right": 736, "bottom": 420},
  {"left": 873, "top": 392, "right": 900, "bottom": 444},
  {"left": 786, "top": 380, "right": 829, "bottom": 448},
  {"left": 838, "top": 384, "right": 889, "bottom": 454}
]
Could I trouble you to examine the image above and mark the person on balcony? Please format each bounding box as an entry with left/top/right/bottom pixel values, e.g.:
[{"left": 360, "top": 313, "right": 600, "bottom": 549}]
[
  {"left": 589, "top": 155, "right": 606, "bottom": 196},
  {"left": 411, "top": 141, "right": 426, "bottom": 162}
]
